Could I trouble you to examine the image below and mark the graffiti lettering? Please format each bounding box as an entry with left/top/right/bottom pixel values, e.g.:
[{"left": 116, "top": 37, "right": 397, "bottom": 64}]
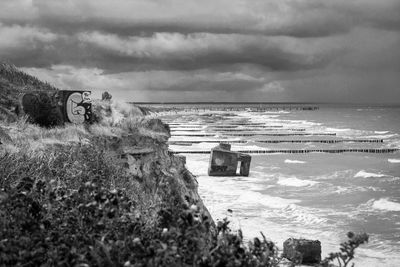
[{"left": 66, "top": 91, "right": 92, "bottom": 124}]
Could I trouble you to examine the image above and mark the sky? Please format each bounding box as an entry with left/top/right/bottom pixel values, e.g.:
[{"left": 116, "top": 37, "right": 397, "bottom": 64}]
[{"left": 0, "top": 0, "right": 399, "bottom": 103}]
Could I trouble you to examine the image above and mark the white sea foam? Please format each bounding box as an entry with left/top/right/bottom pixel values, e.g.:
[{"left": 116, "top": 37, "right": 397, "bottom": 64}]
[
  {"left": 354, "top": 170, "right": 385, "bottom": 178},
  {"left": 333, "top": 186, "right": 349, "bottom": 194},
  {"left": 366, "top": 134, "right": 397, "bottom": 139},
  {"left": 171, "top": 143, "right": 265, "bottom": 152},
  {"left": 236, "top": 192, "right": 300, "bottom": 209},
  {"left": 372, "top": 198, "right": 400, "bottom": 212},
  {"left": 326, "top": 127, "right": 351, "bottom": 132},
  {"left": 171, "top": 128, "right": 206, "bottom": 131},
  {"left": 375, "top": 131, "right": 389, "bottom": 134},
  {"left": 282, "top": 204, "right": 328, "bottom": 225},
  {"left": 284, "top": 159, "right": 306, "bottom": 164},
  {"left": 388, "top": 159, "right": 400, "bottom": 163},
  {"left": 232, "top": 144, "right": 264, "bottom": 151},
  {"left": 277, "top": 177, "right": 318, "bottom": 187}
]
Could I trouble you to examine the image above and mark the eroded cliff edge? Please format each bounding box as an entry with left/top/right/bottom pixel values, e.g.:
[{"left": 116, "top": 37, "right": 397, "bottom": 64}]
[
  {"left": 90, "top": 116, "right": 214, "bottom": 227},
  {"left": 0, "top": 99, "right": 214, "bottom": 232}
]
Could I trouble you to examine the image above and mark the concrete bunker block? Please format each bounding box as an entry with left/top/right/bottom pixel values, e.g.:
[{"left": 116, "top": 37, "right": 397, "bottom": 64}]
[
  {"left": 283, "top": 238, "right": 321, "bottom": 264},
  {"left": 20, "top": 90, "right": 92, "bottom": 126},
  {"left": 208, "top": 143, "right": 251, "bottom": 177}
]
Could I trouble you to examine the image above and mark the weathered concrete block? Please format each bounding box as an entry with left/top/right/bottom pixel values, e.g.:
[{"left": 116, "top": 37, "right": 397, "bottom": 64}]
[
  {"left": 208, "top": 143, "right": 251, "bottom": 176},
  {"left": 20, "top": 90, "right": 92, "bottom": 126},
  {"left": 21, "top": 91, "right": 63, "bottom": 127},
  {"left": 59, "top": 90, "right": 92, "bottom": 124},
  {"left": 283, "top": 238, "right": 321, "bottom": 264}
]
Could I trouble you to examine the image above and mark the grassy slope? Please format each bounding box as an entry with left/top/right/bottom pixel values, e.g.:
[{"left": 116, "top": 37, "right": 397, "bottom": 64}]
[{"left": 0, "top": 62, "right": 58, "bottom": 121}]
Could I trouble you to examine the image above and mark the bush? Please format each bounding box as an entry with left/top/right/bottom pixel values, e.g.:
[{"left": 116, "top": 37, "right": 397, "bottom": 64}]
[
  {"left": 0, "top": 176, "right": 280, "bottom": 266},
  {"left": 0, "top": 133, "right": 367, "bottom": 266}
]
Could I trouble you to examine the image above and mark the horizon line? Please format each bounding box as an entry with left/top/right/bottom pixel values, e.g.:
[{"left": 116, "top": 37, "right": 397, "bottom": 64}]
[{"left": 129, "top": 101, "right": 400, "bottom": 105}]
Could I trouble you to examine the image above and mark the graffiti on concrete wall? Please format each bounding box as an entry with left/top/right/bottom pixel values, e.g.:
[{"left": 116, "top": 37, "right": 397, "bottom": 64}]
[
  {"left": 20, "top": 90, "right": 92, "bottom": 126},
  {"left": 21, "top": 92, "right": 63, "bottom": 127},
  {"left": 65, "top": 91, "right": 92, "bottom": 124}
]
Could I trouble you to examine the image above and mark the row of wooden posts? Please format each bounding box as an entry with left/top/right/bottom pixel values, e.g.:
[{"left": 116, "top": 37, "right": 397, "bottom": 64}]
[
  {"left": 171, "top": 148, "right": 399, "bottom": 154},
  {"left": 172, "top": 133, "right": 337, "bottom": 137},
  {"left": 155, "top": 106, "right": 319, "bottom": 112},
  {"left": 169, "top": 139, "right": 384, "bottom": 144},
  {"left": 171, "top": 128, "right": 306, "bottom": 132}
]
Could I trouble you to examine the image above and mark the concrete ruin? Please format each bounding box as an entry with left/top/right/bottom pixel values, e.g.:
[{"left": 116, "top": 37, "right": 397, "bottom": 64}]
[
  {"left": 283, "top": 238, "right": 321, "bottom": 264},
  {"left": 208, "top": 143, "right": 251, "bottom": 176},
  {"left": 20, "top": 90, "right": 92, "bottom": 126}
]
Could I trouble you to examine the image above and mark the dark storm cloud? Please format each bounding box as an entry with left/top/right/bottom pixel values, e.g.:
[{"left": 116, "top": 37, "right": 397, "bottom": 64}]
[
  {"left": 2, "top": 0, "right": 400, "bottom": 38},
  {"left": 1, "top": 0, "right": 399, "bottom": 102},
  {"left": 0, "top": 0, "right": 398, "bottom": 71},
  {"left": 75, "top": 32, "right": 337, "bottom": 72},
  {"left": 0, "top": 23, "right": 337, "bottom": 72}
]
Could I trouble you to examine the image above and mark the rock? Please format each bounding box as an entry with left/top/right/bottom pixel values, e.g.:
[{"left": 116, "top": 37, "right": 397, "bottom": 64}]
[{"left": 283, "top": 238, "right": 321, "bottom": 264}]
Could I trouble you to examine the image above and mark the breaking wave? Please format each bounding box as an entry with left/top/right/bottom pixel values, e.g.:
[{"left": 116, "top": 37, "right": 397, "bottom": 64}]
[
  {"left": 354, "top": 170, "right": 385, "bottom": 178},
  {"left": 236, "top": 192, "right": 300, "bottom": 209},
  {"left": 284, "top": 159, "right": 306, "bottom": 164},
  {"left": 372, "top": 198, "right": 400, "bottom": 212},
  {"left": 277, "top": 177, "right": 318, "bottom": 187}
]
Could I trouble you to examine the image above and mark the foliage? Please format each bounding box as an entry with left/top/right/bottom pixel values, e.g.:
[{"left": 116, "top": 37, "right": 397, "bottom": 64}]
[
  {"left": 319, "top": 232, "right": 369, "bottom": 267},
  {"left": 0, "top": 118, "right": 368, "bottom": 266},
  {"left": 0, "top": 141, "right": 280, "bottom": 266}
]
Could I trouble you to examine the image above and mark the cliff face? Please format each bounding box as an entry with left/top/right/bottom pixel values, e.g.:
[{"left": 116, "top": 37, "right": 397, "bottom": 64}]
[
  {"left": 0, "top": 61, "right": 214, "bottom": 242},
  {"left": 91, "top": 118, "right": 213, "bottom": 225}
]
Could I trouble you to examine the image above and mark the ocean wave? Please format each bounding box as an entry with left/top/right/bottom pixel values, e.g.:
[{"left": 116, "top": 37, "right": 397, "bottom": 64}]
[
  {"left": 354, "top": 170, "right": 385, "bottom": 178},
  {"left": 333, "top": 186, "right": 350, "bottom": 194},
  {"left": 372, "top": 198, "right": 400, "bottom": 212},
  {"left": 365, "top": 134, "right": 397, "bottom": 139},
  {"left": 277, "top": 177, "right": 318, "bottom": 187},
  {"left": 388, "top": 159, "right": 400, "bottom": 163},
  {"left": 284, "top": 159, "right": 306, "bottom": 164},
  {"left": 282, "top": 204, "right": 328, "bottom": 225},
  {"left": 326, "top": 127, "right": 352, "bottom": 132},
  {"left": 333, "top": 185, "right": 383, "bottom": 194},
  {"left": 236, "top": 192, "right": 300, "bottom": 209},
  {"left": 375, "top": 131, "right": 389, "bottom": 134}
]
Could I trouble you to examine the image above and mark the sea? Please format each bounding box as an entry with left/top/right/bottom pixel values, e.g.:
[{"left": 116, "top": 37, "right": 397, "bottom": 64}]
[{"left": 146, "top": 103, "right": 400, "bottom": 266}]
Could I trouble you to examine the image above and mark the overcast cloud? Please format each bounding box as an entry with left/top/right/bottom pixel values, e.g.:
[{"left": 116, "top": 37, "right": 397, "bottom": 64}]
[{"left": 1, "top": 0, "right": 399, "bottom": 102}]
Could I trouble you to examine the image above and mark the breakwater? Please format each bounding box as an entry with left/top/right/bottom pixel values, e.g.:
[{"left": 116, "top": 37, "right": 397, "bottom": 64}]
[
  {"left": 171, "top": 128, "right": 306, "bottom": 132},
  {"left": 172, "top": 133, "right": 337, "bottom": 137},
  {"left": 138, "top": 103, "right": 320, "bottom": 113},
  {"left": 171, "top": 148, "right": 399, "bottom": 154},
  {"left": 169, "top": 139, "right": 384, "bottom": 144}
]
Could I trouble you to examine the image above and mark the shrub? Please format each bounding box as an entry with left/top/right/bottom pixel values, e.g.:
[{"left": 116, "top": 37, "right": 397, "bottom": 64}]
[
  {"left": 319, "top": 232, "right": 369, "bottom": 267},
  {"left": 0, "top": 123, "right": 368, "bottom": 266}
]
